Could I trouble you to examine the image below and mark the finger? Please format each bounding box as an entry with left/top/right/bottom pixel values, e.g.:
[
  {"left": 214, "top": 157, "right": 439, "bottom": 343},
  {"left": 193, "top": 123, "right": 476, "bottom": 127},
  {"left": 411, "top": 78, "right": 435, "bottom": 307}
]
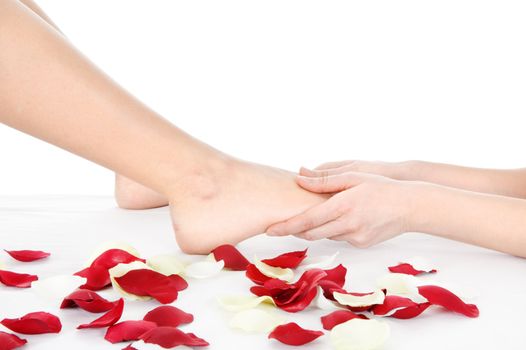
[
  {"left": 294, "top": 218, "right": 350, "bottom": 241},
  {"left": 313, "top": 160, "right": 353, "bottom": 170},
  {"left": 296, "top": 172, "right": 366, "bottom": 193},
  {"left": 266, "top": 199, "right": 340, "bottom": 236},
  {"left": 300, "top": 166, "right": 352, "bottom": 177}
]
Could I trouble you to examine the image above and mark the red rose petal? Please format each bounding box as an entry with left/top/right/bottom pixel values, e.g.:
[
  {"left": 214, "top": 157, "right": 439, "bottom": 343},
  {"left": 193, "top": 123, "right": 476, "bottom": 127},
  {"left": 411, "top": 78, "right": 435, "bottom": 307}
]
[
  {"left": 211, "top": 244, "right": 250, "bottom": 271},
  {"left": 245, "top": 263, "right": 272, "bottom": 285},
  {"left": 0, "top": 270, "right": 38, "bottom": 288},
  {"left": 391, "top": 302, "right": 432, "bottom": 319},
  {"left": 104, "top": 320, "right": 157, "bottom": 343},
  {"left": 418, "top": 285, "right": 479, "bottom": 318},
  {"left": 261, "top": 249, "right": 308, "bottom": 269},
  {"left": 143, "top": 306, "right": 194, "bottom": 327},
  {"left": 139, "top": 327, "right": 209, "bottom": 348},
  {"left": 320, "top": 310, "right": 368, "bottom": 330},
  {"left": 0, "top": 331, "right": 27, "bottom": 350},
  {"left": 75, "top": 249, "right": 145, "bottom": 291},
  {"left": 251, "top": 269, "right": 327, "bottom": 313},
  {"left": 121, "top": 345, "right": 137, "bottom": 350},
  {"left": 388, "top": 263, "right": 437, "bottom": 276},
  {"left": 60, "top": 289, "right": 117, "bottom": 313},
  {"left": 4, "top": 250, "right": 50, "bottom": 262},
  {"left": 268, "top": 322, "right": 323, "bottom": 346},
  {"left": 319, "top": 264, "right": 347, "bottom": 300},
  {"left": 371, "top": 295, "right": 418, "bottom": 317},
  {"left": 1, "top": 312, "right": 61, "bottom": 335},
  {"left": 115, "top": 269, "right": 187, "bottom": 304},
  {"left": 77, "top": 298, "right": 124, "bottom": 329}
]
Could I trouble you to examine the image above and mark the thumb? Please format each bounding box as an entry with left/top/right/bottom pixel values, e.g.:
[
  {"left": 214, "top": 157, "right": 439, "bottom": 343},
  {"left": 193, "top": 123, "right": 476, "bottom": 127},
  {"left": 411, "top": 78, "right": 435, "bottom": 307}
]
[{"left": 296, "top": 172, "right": 367, "bottom": 193}]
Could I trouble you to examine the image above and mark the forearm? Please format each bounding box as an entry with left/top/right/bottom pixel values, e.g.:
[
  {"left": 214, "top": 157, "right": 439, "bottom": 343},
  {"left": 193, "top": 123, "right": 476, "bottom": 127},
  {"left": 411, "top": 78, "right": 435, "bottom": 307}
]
[
  {"left": 18, "top": 0, "right": 62, "bottom": 33},
  {"left": 410, "top": 182, "right": 526, "bottom": 258},
  {"left": 396, "top": 161, "right": 526, "bottom": 199}
]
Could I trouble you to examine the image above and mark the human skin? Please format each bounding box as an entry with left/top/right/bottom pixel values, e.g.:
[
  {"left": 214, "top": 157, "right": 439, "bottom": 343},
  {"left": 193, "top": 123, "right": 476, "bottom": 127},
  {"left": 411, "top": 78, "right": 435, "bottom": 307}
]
[
  {"left": 0, "top": 0, "right": 327, "bottom": 253},
  {"left": 267, "top": 161, "right": 526, "bottom": 258}
]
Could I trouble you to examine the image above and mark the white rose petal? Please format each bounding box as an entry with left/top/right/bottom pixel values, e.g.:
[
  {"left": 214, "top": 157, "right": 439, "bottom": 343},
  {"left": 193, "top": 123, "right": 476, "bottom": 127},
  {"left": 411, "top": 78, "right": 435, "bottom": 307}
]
[
  {"left": 254, "top": 258, "right": 294, "bottom": 282},
  {"left": 32, "top": 275, "right": 86, "bottom": 304},
  {"left": 85, "top": 241, "right": 141, "bottom": 267},
  {"left": 147, "top": 254, "right": 185, "bottom": 276},
  {"left": 229, "top": 309, "right": 286, "bottom": 333},
  {"left": 331, "top": 319, "right": 390, "bottom": 350},
  {"left": 184, "top": 255, "right": 224, "bottom": 279},
  {"left": 109, "top": 261, "right": 152, "bottom": 301},
  {"left": 314, "top": 287, "right": 342, "bottom": 310},
  {"left": 217, "top": 295, "right": 275, "bottom": 312},
  {"left": 300, "top": 251, "right": 340, "bottom": 269},
  {"left": 0, "top": 260, "right": 6, "bottom": 270},
  {"left": 376, "top": 273, "right": 427, "bottom": 303},
  {"left": 333, "top": 289, "right": 385, "bottom": 307}
]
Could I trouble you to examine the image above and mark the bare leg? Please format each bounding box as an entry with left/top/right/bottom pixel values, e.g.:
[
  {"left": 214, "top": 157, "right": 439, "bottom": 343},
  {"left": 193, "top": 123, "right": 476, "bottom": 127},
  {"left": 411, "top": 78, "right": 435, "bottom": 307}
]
[
  {"left": 16, "top": 0, "right": 168, "bottom": 209},
  {"left": 0, "top": 0, "right": 327, "bottom": 253}
]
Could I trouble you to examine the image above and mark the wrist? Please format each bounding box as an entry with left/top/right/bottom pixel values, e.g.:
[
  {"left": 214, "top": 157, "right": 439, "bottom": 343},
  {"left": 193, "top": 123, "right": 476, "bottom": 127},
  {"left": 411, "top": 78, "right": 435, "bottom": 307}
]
[
  {"left": 401, "top": 180, "right": 440, "bottom": 233},
  {"left": 391, "top": 160, "right": 424, "bottom": 181}
]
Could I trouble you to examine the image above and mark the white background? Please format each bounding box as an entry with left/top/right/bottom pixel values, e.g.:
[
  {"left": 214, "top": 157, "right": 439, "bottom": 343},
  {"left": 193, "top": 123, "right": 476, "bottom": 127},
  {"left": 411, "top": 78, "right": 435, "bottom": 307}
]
[
  {"left": 1, "top": 3, "right": 526, "bottom": 349},
  {"left": 1, "top": 0, "right": 525, "bottom": 195}
]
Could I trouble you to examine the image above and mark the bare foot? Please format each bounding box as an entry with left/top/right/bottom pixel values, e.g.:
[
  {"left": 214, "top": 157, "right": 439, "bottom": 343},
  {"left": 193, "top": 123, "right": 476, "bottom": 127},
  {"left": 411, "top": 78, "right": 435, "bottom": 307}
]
[
  {"left": 115, "top": 175, "right": 168, "bottom": 209},
  {"left": 170, "top": 158, "right": 329, "bottom": 254}
]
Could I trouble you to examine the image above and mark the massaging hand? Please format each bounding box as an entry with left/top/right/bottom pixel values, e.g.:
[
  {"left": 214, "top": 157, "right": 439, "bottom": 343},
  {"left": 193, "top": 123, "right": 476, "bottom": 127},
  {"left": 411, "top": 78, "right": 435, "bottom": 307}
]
[{"left": 266, "top": 168, "right": 418, "bottom": 248}]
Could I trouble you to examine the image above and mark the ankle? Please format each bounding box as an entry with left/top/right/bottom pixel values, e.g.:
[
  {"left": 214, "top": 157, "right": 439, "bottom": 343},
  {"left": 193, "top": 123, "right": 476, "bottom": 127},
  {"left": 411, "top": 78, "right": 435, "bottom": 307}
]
[{"left": 165, "top": 153, "right": 240, "bottom": 201}]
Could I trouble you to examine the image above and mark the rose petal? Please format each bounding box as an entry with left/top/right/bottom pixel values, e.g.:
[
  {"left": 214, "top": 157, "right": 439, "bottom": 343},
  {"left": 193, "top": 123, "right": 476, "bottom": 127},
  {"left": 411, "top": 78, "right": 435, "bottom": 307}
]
[
  {"left": 1, "top": 312, "right": 62, "bottom": 335},
  {"left": 217, "top": 295, "right": 276, "bottom": 312},
  {"left": 376, "top": 273, "right": 428, "bottom": 303},
  {"left": 143, "top": 306, "right": 194, "bottom": 327},
  {"left": 319, "top": 264, "right": 347, "bottom": 300},
  {"left": 300, "top": 251, "right": 339, "bottom": 269},
  {"left": 245, "top": 263, "right": 272, "bottom": 285},
  {"left": 109, "top": 261, "right": 153, "bottom": 300},
  {"left": 333, "top": 290, "right": 385, "bottom": 308},
  {"left": 0, "top": 331, "right": 27, "bottom": 350},
  {"left": 390, "top": 302, "right": 432, "bottom": 319},
  {"left": 4, "top": 250, "right": 50, "bottom": 262},
  {"left": 32, "top": 275, "right": 85, "bottom": 304},
  {"left": 370, "top": 295, "right": 418, "bottom": 317},
  {"left": 60, "top": 289, "right": 117, "bottom": 313},
  {"left": 417, "top": 285, "right": 479, "bottom": 317},
  {"left": 0, "top": 270, "right": 38, "bottom": 288},
  {"left": 139, "top": 327, "right": 209, "bottom": 348},
  {"left": 85, "top": 242, "right": 141, "bottom": 267},
  {"left": 229, "top": 309, "right": 286, "bottom": 333},
  {"left": 184, "top": 256, "right": 224, "bottom": 279},
  {"left": 78, "top": 298, "right": 124, "bottom": 329},
  {"left": 268, "top": 322, "right": 324, "bottom": 346},
  {"left": 77, "top": 249, "right": 145, "bottom": 290},
  {"left": 330, "top": 319, "right": 390, "bottom": 350},
  {"left": 211, "top": 245, "right": 250, "bottom": 271},
  {"left": 388, "top": 263, "right": 437, "bottom": 276},
  {"left": 104, "top": 321, "right": 158, "bottom": 343},
  {"left": 121, "top": 345, "right": 137, "bottom": 350},
  {"left": 251, "top": 269, "right": 327, "bottom": 313},
  {"left": 261, "top": 249, "right": 307, "bottom": 269},
  {"left": 254, "top": 259, "right": 294, "bottom": 282},
  {"left": 313, "top": 287, "right": 342, "bottom": 310},
  {"left": 114, "top": 269, "right": 188, "bottom": 304},
  {"left": 146, "top": 254, "right": 185, "bottom": 276},
  {"left": 321, "top": 310, "right": 368, "bottom": 331}
]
